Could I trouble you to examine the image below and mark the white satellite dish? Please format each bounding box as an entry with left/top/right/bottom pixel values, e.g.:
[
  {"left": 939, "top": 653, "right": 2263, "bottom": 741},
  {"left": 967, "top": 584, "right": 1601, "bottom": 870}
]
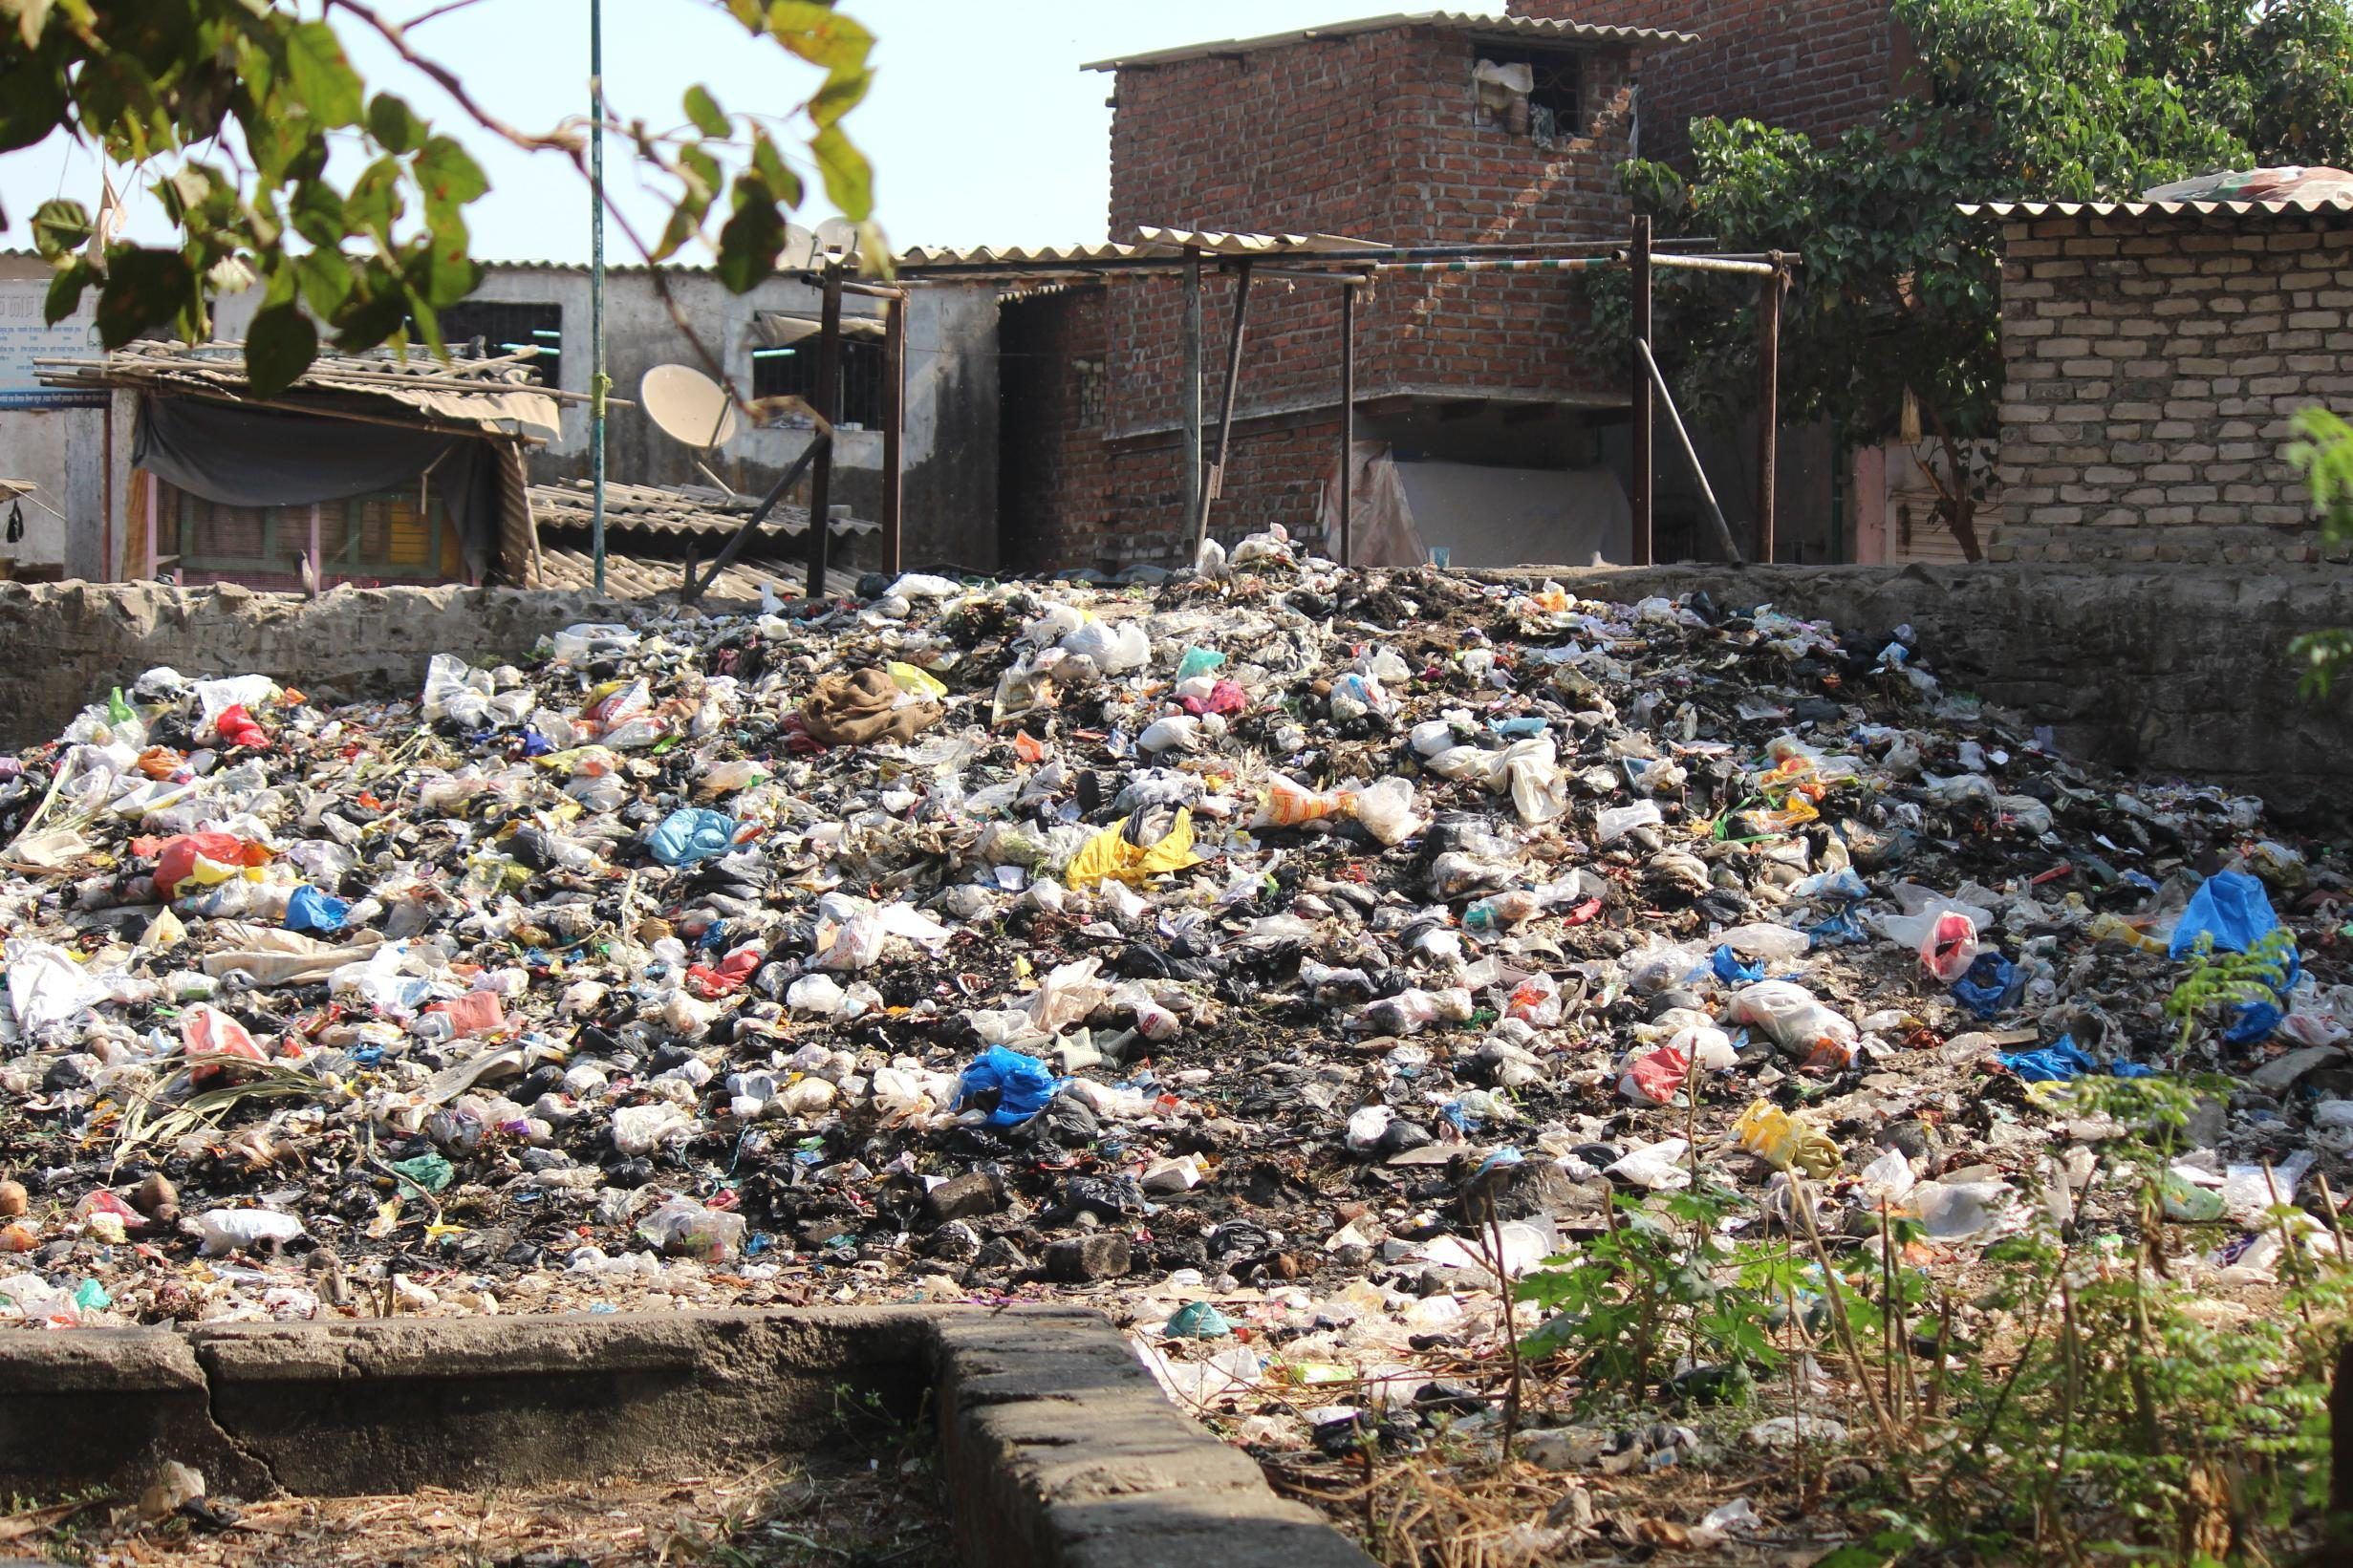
[
  {"left": 813, "top": 216, "right": 859, "bottom": 260},
  {"left": 639, "top": 364, "right": 739, "bottom": 449}
]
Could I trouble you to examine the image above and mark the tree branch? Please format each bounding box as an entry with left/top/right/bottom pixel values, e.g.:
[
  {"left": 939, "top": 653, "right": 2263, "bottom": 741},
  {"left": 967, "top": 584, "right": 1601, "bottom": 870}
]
[{"left": 325, "top": 0, "right": 581, "bottom": 155}]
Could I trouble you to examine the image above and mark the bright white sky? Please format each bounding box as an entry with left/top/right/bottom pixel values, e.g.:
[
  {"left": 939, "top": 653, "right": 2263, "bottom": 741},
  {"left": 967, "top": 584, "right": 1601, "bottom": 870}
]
[{"left": 0, "top": 0, "right": 1507, "bottom": 263}]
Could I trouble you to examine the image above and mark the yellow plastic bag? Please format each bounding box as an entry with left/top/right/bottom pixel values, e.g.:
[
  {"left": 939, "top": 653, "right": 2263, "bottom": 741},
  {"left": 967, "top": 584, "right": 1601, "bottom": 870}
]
[
  {"left": 1734, "top": 1099, "right": 1841, "bottom": 1178},
  {"left": 1067, "top": 809, "right": 1201, "bottom": 889},
  {"left": 888, "top": 662, "right": 948, "bottom": 699}
]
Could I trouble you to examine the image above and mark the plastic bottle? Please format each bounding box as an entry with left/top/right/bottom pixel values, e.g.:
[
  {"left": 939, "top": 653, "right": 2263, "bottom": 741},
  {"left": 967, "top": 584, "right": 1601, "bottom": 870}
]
[{"left": 1465, "top": 890, "right": 1544, "bottom": 932}]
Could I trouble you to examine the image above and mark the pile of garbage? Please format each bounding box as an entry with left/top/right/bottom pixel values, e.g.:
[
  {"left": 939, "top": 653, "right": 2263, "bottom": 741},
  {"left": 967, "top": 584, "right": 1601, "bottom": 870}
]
[{"left": 0, "top": 545, "right": 2342, "bottom": 1414}]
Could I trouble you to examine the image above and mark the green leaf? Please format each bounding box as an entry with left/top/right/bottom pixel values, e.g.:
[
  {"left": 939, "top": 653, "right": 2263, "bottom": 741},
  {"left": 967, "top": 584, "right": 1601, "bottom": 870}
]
[
  {"left": 368, "top": 93, "right": 424, "bottom": 155},
  {"left": 764, "top": 1, "right": 874, "bottom": 73},
  {"left": 284, "top": 20, "right": 364, "bottom": 129},
  {"left": 289, "top": 181, "right": 348, "bottom": 248},
  {"left": 412, "top": 208, "right": 480, "bottom": 309},
  {"left": 682, "top": 84, "right": 730, "bottom": 139},
  {"left": 808, "top": 67, "right": 871, "bottom": 129},
  {"left": 245, "top": 303, "right": 319, "bottom": 397},
  {"left": 414, "top": 135, "right": 488, "bottom": 209},
  {"left": 810, "top": 123, "right": 871, "bottom": 219},
  {"left": 295, "top": 247, "right": 355, "bottom": 317},
  {"left": 94, "top": 247, "right": 198, "bottom": 350},
  {"left": 716, "top": 192, "right": 786, "bottom": 293},
  {"left": 30, "top": 198, "right": 89, "bottom": 261},
  {"left": 42, "top": 259, "right": 93, "bottom": 326},
  {"left": 346, "top": 157, "right": 405, "bottom": 241}
]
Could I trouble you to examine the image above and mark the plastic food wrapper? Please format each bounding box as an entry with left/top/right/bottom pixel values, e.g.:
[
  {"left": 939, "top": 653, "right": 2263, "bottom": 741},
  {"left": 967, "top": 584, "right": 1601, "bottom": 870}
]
[
  {"left": 194, "top": 1209, "right": 304, "bottom": 1256},
  {"left": 1726, "top": 980, "right": 1858, "bottom": 1068},
  {"left": 1734, "top": 1100, "right": 1841, "bottom": 1178}
]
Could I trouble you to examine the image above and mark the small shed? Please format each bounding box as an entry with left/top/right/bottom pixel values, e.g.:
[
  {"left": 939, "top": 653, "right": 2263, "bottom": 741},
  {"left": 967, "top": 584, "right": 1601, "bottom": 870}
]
[
  {"left": 527, "top": 478, "right": 872, "bottom": 601},
  {"left": 35, "top": 341, "right": 560, "bottom": 589}
]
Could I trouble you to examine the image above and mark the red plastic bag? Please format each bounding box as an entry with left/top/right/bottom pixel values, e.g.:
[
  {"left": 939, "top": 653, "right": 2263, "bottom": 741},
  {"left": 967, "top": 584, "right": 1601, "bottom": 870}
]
[
  {"left": 686, "top": 944, "right": 763, "bottom": 999},
  {"left": 427, "top": 992, "right": 507, "bottom": 1038},
  {"left": 1620, "top": 1044, "right": 1692, "bottom": 1106},
  {"left": 142, "top": 832, "right": 270, "bottom": 897},
  {"left": 1177, "top": 679, "right": 1248, "bottom": 718},
  {"left": 1919, "top": 911, "right": 1979, "bottom": 983},
  {"left": 183, "top": 1003, "right": 266, "bottom": 1086},
  {"left": 214, "top": 703, "right": 270, "bottom": 749}
]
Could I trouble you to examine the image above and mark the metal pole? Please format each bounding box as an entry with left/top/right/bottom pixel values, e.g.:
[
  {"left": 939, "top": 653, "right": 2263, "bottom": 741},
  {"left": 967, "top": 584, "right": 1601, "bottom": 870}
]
[
  {"left": 1181, "top": 247, "right": 1202, "bottom": 544},
  {"left": 805, "top": 262, "right": 844, "bottom": 600},
  {"left": 1630, "top": 214, "right": 1652, "bottom": 567},
  {"left": 1758, "top": 261, "right": 1783, "bottom": 565},
  {"left": 1196, "top": 259, "right": 1254, "bottom": 552},
  {"left": 589, "top": 0, "right": 607, "bottom": 594},
  {"left": 1339, "top": 280, "right": 1356, "bottom": 569},
  {"left": 883, "top": 292, "right": 905, "bottom": 576},
  {"left": 1642, "top": 253, "right": 1779, "bottom": 277},
  {"left": 1637, "top": 337, "right": 1743, "bottom": 565}
]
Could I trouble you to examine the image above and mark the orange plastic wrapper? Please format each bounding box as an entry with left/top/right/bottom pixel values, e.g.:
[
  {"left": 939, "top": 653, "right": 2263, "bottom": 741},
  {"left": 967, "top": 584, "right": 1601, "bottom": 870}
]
[
  {"left": 1250, "top": 774, "right": 1357, "bottom": 829},
  {"left": 1013, "top": 731, "right": 1048, "bottom": 764},
  {"left": 183, "top": 1002, "right": 268, "bottom": 1087},
  {"left": 427, "top": 992, "right": 507, "bottom": 1038},
  {"left": 136, "top": 746, "right": 185, "bottom": 780}
]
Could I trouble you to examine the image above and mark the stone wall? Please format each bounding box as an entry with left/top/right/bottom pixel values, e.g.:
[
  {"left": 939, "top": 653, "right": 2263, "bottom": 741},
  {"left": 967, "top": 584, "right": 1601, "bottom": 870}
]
[
  {"left": 0, "top": 565, "right": 2345, "bottom": 820},
  {"left": 1991, "top": 206, "right": 2353, "bottom": 566}
]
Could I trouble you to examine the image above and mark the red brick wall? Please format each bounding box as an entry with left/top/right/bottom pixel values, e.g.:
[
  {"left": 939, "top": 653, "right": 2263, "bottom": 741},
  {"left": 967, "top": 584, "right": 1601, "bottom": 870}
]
[
  {"left": 1098, "top": 418, "right": 1344, "bottom": 572},
  {"left": 998, "top": 286, "right": 1111, "bottom": 571},
  {"left": 1512, "top": 1, "right": 1902, "bottom": 165},
  {"left": 1070, "top": 22, "right": 1645, "bottom": 565}
]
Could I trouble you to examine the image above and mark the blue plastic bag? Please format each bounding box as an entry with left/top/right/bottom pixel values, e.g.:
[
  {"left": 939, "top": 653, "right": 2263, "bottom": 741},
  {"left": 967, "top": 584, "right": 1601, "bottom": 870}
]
[
  {"left": 284, "top": 885, "right": 351, "bottom": 934},
  {"left": 1712, "top": 945, "right": 1766, "bottom": 984},
  {"left": 1999, "top": 1034, "right": 2158, "bottom": 1082},
  {"left": 647, "top": 807, "right": 739, "bottom": 867},
  {"left": 2169, "top": 871, "right": 2299, "bottom": 1041},
  {"left": 1950, "top": 952, "right": 2018, "bottom": 1020},
  {"left": 958, "top": 1046, "right": 1062, "bottom": 1128},
  {"left": 1806, "top": 906, "right": 1867, "bottom": 946}
]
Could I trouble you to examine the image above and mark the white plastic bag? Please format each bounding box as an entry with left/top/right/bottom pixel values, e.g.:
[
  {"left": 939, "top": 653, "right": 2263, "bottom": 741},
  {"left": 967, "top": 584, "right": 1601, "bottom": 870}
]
[{"left": 195, "top": 1209, "right": 305, "bottom": 1256}]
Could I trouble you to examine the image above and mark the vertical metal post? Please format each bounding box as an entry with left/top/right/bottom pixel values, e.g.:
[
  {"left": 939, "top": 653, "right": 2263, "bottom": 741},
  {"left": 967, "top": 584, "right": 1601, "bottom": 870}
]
[
  {"left": 589, "top": 0, "right": 608, "bottom": 593},
  {"left": 144, "top": 469, "right": 158, "bottom": 580},
  {"left": 1758, "top": 258, "right": 1782, "bottom": 565},
  {"left": 1181, "top": 247, "right": 1202, "bottom": 544},
  {"left": 1195, "top": 259, "right": 1254, "bottom": 553},
  {"left": 1630, "top": 214, "right": 1653, "bottom": 567},
  {"left": 805, "top": 262, "right": 844, "bottom": 600},
  {"left": 100, "top": 399, "right": 114, "bottom": 581},
  {"left": 1339, "top": 280, "right": 1356, "bottom": 569},
  {"left": 308, "top": 502, "right": 322, "bottom": 595},
  {"left": 883, "top": 292, "right": 906, "bottom": 576}
]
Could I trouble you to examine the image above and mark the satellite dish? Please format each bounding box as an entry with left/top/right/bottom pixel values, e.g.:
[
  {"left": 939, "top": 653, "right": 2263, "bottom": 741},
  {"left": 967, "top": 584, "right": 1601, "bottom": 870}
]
[
  {"left": 778, "top": 223, "right": 820, "bottom": 272},
  {"left": 640, "top": 364, "right": 738, "bottom": 449},
  {"left": 813, "top": 216, "right": 859, "bottom": 259}
]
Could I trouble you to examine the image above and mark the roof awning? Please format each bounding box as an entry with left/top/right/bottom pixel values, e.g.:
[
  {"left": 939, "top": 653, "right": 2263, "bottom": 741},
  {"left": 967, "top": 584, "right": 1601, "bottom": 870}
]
[{"left": 749, "top": 312, "right": 889, "bottom": 350}]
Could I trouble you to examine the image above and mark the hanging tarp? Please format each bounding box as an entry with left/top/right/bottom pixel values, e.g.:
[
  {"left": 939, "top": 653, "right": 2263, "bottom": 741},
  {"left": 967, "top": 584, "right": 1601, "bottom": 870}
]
[{"left": 131, "top": 397, "right": 507, "bottom": 580}]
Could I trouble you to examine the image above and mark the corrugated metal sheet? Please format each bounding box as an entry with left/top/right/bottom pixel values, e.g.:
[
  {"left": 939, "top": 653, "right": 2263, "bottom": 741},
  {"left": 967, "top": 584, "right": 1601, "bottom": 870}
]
[
  {"left": 1082, "top": 11, "right": 1695, "bottom": 71},
  {"left": 897, "top": 229, "right": 1377, "bottom": 268},
  {"left": 528, "top": 478, "right": 880, "bottom": 541},
  {"left": 1962, "top": 195, "right": 2353, "bottom": 219},
  {"left": 534, "top": 546, "right": 861, "bottom": 604}
]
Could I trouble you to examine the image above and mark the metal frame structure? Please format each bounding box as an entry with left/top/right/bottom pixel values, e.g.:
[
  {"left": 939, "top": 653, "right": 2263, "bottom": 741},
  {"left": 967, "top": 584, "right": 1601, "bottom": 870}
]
[{"left": 694, "top": 224, "right": 1801, "bottom": 587}]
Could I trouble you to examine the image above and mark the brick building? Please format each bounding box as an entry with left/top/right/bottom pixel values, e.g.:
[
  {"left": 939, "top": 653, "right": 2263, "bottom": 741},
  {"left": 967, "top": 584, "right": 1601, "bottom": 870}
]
[
  {"left": 1982, "top": 195, "right": 2353, "bottom": 565},
  {"left": 998, "top": 12, "right": 1695, "bottom": 572},
  {"left": 1515, "top": 0, "right": 1909, "bottom": 166}
]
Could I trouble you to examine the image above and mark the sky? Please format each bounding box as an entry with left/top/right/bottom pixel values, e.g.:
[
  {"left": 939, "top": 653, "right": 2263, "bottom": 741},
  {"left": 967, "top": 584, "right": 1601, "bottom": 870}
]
[{"left": 1, "top": 0, "right": 1509, "bottom": 264}]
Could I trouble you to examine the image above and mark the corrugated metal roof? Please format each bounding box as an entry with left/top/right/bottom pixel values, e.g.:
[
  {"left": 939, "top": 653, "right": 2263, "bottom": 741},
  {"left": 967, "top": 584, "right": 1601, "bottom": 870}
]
[
  {"left": 1083, "top": 11, "right": 1695, "bottom": 71},
  {"left": 898, "top": 229, "right": 1379, "bottom": 269},
  {"left": 529, "top": 478, "right": 880, "bottom": 540},
  {"left": 34, "top": 340, "right": 564, "bottom": 441},
  {"left": 534, "top": 546, "right": 861, "bottom": 604},
  {"left": 1962, "top": 195, "right": 2353, "bottom": 219}
]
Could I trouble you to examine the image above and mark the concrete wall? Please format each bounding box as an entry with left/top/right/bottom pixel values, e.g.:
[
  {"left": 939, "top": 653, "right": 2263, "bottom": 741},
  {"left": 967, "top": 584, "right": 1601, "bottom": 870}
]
[
  {"left": 1991, "top": 207, "right": 2353, "bottom": 566},
  {"left": 0, "top": 254, "right": 114, "bottom": 582},
  {"left": 0, "top": 564, "right": 2346, "bottom": 820}
]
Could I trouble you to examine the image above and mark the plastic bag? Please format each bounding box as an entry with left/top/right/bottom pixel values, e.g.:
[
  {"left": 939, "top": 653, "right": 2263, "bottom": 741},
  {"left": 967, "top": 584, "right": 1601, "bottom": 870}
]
[
  {"left": 1716, "top": 923, "right": 1810, "bottom": 961},
  {"left": 1595, "top": 800, "right": 1663, "bottom": 843},
  {"left": 1919, "top": 911, "right": 1979, "bottom": 982},
  {"left": 637, "top": 1196, "right": 745, "bottom": 1260},
  {"left": 1351, "top": 778, "right": 1425, "bottom": 846},
  {"left": 1506, "top": 973, "right": 1562, "bottom": 1028},
  {"left": 1734, "top": 1100, "right": 1841, "bottom": 1177},
  {"left": 421, "top": 654, "right": 495, "bottom": 728},
  {"left": 611, "top": 1103, "right": 694, "bottom": 1156},
  {"left": 1620, "top": 1044, "right": 1692, "bottom": 1106},
  {"left": 1726, "top": 981, "right": 1858, "bottom": 1068},
  {"left": 1067, "top": 810, "right": 1200, "bottom": 888},
  {"left": 958, "top": 1045, "right": 1062, "bottom": 1127},
  {"left": 284, "top": 886, "right": 351, "bottom": 934},
  {"left": 647, "top": 807, "right": 740, "bottom": 867},
  {"left": 147, "top": 832, "right": 270, "bottom": 897},
  {"left": 1061, "top": 619, "right": 1150, "bottom": 674},
  {"left": 195, "top": 1208, "right": 304, "bottom": 1256},
  {"left": 1137, "top": 716, "right": 1203, "bottom": 754}
]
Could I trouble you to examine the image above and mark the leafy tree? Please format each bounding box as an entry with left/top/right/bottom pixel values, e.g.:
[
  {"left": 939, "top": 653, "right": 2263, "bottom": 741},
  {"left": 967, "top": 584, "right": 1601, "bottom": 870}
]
[
  {"left": 2285, "top": 406, "right": 2353, "bottom": 691},
  {"left": 0, "top": 0, "right": 877, "bottom": 397},
  {"left": 1619, "top": 0, "right": 2353, "bottom": 559}
]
